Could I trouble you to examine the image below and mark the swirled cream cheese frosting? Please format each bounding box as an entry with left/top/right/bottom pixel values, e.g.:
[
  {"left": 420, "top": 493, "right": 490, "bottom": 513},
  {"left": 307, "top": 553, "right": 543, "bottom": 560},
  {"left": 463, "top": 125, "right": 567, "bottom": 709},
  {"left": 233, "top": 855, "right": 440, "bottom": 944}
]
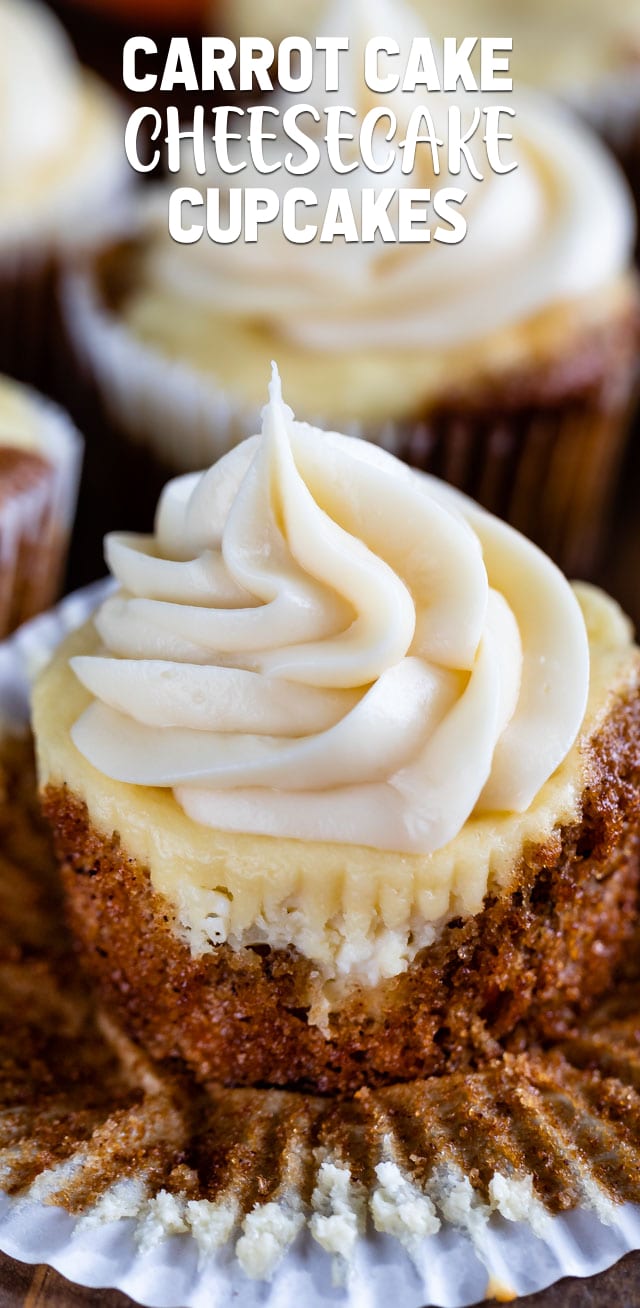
[
  {"left": 70, "top": 366, "right": 589, "bottom": 855},
  {"left": 34, "top": 366, "right": 639, "bottom": 989},
  {"left": 0, "top": 0, "right": 127, "bottom": 247}
]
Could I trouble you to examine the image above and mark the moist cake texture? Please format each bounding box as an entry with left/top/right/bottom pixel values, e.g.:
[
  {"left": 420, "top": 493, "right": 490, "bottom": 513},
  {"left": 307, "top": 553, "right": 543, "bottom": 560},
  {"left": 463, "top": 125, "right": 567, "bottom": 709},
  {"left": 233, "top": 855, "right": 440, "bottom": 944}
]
[{"left": 41, "top": 677, "right": 640, "bottom": 1094}]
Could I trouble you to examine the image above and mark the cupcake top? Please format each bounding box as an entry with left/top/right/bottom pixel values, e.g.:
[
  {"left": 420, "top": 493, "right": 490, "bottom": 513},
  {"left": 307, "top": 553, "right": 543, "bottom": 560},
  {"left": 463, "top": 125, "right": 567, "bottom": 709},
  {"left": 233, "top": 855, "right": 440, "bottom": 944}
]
[
  {"left": 0, "top": 0, "right": 127, "bottom": 248},
  {"left": 71, "top": 364, "right": 589, "bottom": 855},
  {"left": 222, "top": 0, "right": 640, "bottom": 93},
  {"left": 114, "top": 0, "right": 635, "bottom": 423}
]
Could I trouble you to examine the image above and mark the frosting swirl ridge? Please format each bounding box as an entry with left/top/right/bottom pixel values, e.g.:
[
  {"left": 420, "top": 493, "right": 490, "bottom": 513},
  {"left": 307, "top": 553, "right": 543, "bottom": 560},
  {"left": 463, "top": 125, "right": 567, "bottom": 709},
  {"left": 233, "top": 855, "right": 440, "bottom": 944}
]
[{"left": 71, "top": 367, "right": 589, "bottom": 853}]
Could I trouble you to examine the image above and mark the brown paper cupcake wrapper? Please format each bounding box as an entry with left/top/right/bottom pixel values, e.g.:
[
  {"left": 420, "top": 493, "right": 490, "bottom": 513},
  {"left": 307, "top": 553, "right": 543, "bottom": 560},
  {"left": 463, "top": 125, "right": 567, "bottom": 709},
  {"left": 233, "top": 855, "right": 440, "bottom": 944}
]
[
  {"left": 0, "top": 389, "right": 83, "bottom": 639},
  {"left": 0, "top": 588, "right": 639, "bottom": 1306},
  {"left": 397, "top": 391, "right": 636, "bottom": 578},
  {"left": 62, "top": 266, "right": 638, "bottom": 578}
]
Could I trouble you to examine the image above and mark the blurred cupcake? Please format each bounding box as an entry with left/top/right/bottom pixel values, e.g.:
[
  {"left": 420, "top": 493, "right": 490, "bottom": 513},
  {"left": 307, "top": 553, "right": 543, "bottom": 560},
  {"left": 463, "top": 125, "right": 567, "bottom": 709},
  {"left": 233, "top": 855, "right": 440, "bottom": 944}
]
[
  {"left": 0, "top": 376, "right": 82, "bottom": 637},
  {"left": 221, "top": 0, "right": 640, "bottom": 138},
  {"left": 34, "top": 370, "right": 640, "bottom": 1093},
  {"left": 63, "top": 0, "right": 640, "bottom": 574},
  {"left": 0, "top": 0, "right": 129, "bottom": 388},
  {"left": 408, "top": 0, "right": 640, "bottom": 213}
]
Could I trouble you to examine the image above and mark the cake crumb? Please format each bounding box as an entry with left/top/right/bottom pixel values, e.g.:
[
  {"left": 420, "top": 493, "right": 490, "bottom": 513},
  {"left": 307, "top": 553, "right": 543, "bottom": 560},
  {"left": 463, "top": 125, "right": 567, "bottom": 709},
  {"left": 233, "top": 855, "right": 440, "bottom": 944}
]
[
  {"left": 236, "top": 1201, "right": 304, "bottom": 1279},
  {"left": 371, "top": 1160, "right": 440, "bottom": 1256},
  {"left": 489, "top": 1173, "right": 550, "bottom": 1237},
  {"left": 136, "top": 1191, "right": 188, "bottom": 1252},
  {"left": 310, "top": 1157, "right": 367, "bottom": 1283}
]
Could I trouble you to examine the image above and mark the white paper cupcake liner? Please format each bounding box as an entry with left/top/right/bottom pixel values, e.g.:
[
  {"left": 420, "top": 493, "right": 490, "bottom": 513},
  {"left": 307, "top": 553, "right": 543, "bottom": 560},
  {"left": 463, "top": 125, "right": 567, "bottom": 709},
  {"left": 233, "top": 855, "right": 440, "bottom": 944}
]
[
  {"left": 1, "top": 1188, "right": 640, "bottom": 1308},
  {"left": 0, "top": 584, "right": 639, "bottom": 1306},
  {"left": 63, "top": 264, "right": 262, "bottom": 473}
]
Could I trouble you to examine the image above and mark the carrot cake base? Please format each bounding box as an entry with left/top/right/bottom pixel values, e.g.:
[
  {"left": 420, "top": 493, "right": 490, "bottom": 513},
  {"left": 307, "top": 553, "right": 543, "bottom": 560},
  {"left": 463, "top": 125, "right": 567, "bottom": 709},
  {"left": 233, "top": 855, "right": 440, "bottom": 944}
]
[{"left": 41, "top": 682, "right": 640, "bottom": 1095}]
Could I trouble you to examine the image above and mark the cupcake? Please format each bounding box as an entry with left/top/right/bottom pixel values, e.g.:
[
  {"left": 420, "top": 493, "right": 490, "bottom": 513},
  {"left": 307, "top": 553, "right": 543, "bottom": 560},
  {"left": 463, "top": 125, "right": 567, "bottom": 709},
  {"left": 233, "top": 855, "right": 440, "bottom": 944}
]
[
  {"left": 33, "top": 367, "right": 640, "bottom": 1094},
  {"left": 408, "top": 0, "right": 640, "bottom": 220},
  {"left": 63, "top": 0, "right": 640, "bottom": 575},
  {"left": 219, "top": 0, "right": 640, "bottom": 186},
  {"left": 0, "top": 375, "right": 82, "bottom": 637},
  {"left": 0, "top": 0, "right": 129, "bottom": 388}
]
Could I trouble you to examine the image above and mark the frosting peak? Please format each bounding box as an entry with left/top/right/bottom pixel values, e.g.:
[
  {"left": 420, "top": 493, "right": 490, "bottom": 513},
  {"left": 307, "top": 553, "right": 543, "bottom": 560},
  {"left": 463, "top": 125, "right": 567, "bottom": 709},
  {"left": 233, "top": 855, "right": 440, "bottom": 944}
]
[{"left": 71, "top": 367, "right": 589, "bottom": 854}]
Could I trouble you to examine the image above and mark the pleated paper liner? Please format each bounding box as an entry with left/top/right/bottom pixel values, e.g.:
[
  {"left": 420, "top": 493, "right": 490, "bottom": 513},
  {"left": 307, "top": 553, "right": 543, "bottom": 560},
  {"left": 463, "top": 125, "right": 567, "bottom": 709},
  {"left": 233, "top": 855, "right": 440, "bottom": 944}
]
[{"left": 1, "top": 589, "right": 640, "bottom": 1306}]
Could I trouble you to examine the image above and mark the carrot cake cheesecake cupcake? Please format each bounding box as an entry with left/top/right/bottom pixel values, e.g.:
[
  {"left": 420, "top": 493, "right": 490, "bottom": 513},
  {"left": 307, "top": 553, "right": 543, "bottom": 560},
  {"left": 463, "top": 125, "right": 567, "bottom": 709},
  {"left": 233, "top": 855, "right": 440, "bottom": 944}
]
[
  {"left": 0, "top": 0, "right": 129, "bottom": 387},
  {"left": 0, "top": 375, "right": 82, "bottom": 638},
  {"left": 32, "top": 366, "right": 640, "bottom": 1094},
  {"left": 63, "top": 0, "right": 639, "bottom": 574}
]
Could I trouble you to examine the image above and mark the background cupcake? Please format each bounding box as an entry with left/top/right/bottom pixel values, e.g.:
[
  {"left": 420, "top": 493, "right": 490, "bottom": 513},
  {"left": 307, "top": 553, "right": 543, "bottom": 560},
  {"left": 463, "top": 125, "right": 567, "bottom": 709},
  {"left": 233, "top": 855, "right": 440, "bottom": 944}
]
[
  {"left": 62, "top": 0, "right": 639, "bottom": 578},
  {"left": 410, "top": 0, "right": 640, "bottom": 227},
  {"left": 0, "top": 0, "right": 129, "bottom": 390},
  {"left": 220, "top": 0, "right": 640, "bottom": 215},
  {"left": 0, "top": 375, "right": 82, "bottom": 636}
]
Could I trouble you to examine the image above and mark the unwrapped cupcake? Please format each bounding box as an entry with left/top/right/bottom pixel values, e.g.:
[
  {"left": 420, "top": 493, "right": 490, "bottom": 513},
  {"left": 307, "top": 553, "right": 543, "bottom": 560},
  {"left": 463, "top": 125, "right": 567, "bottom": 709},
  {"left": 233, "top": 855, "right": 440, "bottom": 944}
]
[
  {"left": 63, "top": 0, "right": 640, "bottom": 574},
  {"left": 0, "top": 0, "right": 129, "bottom": 386},
  {"left": 33, "top": 365, "right": 640, "bottom": 1094},
  {"left": 0, "top": 375, "right": 82, "bottom": 636}
]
